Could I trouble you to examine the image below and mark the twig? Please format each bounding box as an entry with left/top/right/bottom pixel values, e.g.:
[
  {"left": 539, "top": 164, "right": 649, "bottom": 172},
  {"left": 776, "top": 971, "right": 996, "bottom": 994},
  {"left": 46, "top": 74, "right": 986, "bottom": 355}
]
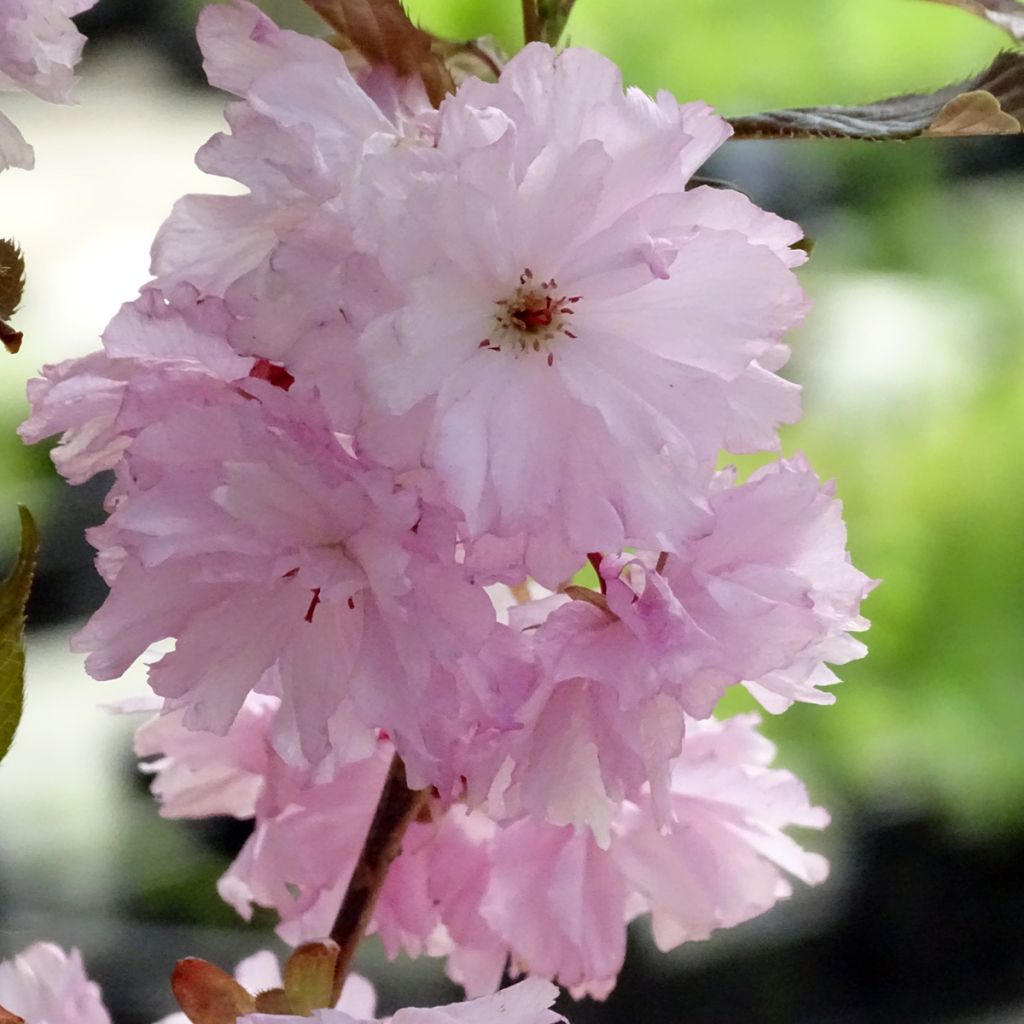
[
  {"left": 522, "top": 0, "right": 541, "bottom": 44},
  {"left": 329, "top": 754, "right": 428, "bottom": 1003}
]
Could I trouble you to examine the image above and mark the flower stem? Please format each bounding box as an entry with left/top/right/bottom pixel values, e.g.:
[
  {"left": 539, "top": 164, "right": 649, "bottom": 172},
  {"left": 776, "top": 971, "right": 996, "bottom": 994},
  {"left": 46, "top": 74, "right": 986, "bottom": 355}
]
[
  {"left": 329, "top": 753, "right": 428, "bottom": 1003},
  {"left": 521, "top": 0, "right": 541, "bottom": 44}
]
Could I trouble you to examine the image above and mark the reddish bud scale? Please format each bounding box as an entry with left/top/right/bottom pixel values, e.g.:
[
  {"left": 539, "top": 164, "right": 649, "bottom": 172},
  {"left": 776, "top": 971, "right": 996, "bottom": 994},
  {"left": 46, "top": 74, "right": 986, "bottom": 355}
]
[{"left": 171, "top": 958, "right": 255, "bottom": 1024}]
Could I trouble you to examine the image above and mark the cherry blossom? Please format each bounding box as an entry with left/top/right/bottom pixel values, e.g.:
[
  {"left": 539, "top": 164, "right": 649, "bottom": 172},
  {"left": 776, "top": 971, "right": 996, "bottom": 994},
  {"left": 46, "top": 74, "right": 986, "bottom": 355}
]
[
  {"left": 0, "top": 0, "right": 98, "bottom": 170},
  {"left": 138, "top": 702, "right": 827, "bottom": 999},
  {"left": 151, "top": 0, "right": 434, "bottom": 297},
  {"left": 17, "top": 4, "right": 875, "bottom": 1008},
  {"left": 0, "top": 944, "right": 110, "bottom": 1024},
  {"left": 462, "top": 457, "right": 872, "bottom": 839},
  {"left": 357, "top": 43, "right": 809, "bottom": 580}
]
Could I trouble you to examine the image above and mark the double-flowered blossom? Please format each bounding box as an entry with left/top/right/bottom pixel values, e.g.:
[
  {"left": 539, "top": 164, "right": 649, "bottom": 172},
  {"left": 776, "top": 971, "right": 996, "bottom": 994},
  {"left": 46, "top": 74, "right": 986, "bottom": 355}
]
[
  {"left": 31, "top": 300, "right": 510, "bottom": 783},
  {"left": 151, "top": 0, "right": 435, "bottom": 299},
  {"left": 357, "top": 47, "right": 809, "bottom": 581},
  {"left": 0, "top": 943, "right": 110, "bottom": 1024},
  {"left": 459, "top": 457, "right": 872, "bottom": 841},
  {"left": 0, "top": 0, "right": 98, "bottom": 170},
  {"left": 20, "top": 0, "right": 874, "bottom": 1003},
  {"left": 136, "top": 700, "right": 828, "bottom": 999},
  {"left": 141, "top": 0, "right": 812, "bottom": 581}
]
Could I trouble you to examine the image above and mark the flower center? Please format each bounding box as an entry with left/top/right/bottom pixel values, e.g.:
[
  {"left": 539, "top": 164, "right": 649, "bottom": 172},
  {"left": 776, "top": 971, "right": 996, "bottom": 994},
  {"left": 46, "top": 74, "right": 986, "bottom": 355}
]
[{"left": 479, "top": 268, "right": 580, "bottom": 366}]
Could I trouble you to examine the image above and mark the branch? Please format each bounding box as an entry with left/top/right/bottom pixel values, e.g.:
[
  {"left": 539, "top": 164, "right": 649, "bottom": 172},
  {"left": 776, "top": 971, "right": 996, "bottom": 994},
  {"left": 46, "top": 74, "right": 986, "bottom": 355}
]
[
  {"left": 522, "top": 0, "right": 541, "bottom": 44},
  {"left": 329, "top": 753, "right": 429, "bottom": 1003}
]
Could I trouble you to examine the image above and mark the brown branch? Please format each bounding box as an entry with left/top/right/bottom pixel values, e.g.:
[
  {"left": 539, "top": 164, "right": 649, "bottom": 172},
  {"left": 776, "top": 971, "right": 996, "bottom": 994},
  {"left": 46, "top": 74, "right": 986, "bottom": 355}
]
[
  {"left": 522, "top": 0, "right": 541, "bottom": 44},
  {"left": 329, "top": 753, "right": 428, "bottom": 1003}
]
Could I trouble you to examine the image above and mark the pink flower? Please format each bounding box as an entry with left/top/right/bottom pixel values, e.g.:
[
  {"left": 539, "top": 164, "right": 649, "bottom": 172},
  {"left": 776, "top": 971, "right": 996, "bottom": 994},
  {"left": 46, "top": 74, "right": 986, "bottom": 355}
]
[
  {"left": 357, "top": 43, "right": 808, "bottom": 580},
  {"left": 153, "top": 950, "right": 376, "bottom": 1024},
  {"left": 479, "top": 715, "right": 827, "bottom": 997},
  {"left": 139, "top": 705, "right": 827, "bottom": 1000},
  {"left": 33, "top": 292, "right": 503, "bottom": 779},
  {"left": 151, "top": 0, "right": 433, "bottom": 297},
  {"left": 218, "top": 746, "right": 392, "bottom": 940},
  {"left": 0, "top": 943, "right": 110, "bottom": 1024},
  {"left": 612, "top": 714, "right": 829, "bottom": 951},
  {"left": 661, "top": 456, "right": 875, "bottom": 713},
  {"left": 465, "top": 457, "right": 871, "bottom": 838},
  {"left": 19, "top": 285, "right": 251, "bottom": 485},
  {"left": 21, "top": 284, "right": 529, "bottom": 793},
  {"left": 0, "top": 0, "right": 98, "bottom": 170},
  {"left": 134, "top": 694, "right": 281, "bottom": 820}
]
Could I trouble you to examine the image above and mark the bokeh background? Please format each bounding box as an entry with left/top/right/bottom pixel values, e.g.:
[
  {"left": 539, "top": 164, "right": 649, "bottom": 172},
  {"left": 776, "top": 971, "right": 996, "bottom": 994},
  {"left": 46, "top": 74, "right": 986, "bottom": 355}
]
[{"left": 1, "top": 1, "right": 1023, "bottom": 1020}]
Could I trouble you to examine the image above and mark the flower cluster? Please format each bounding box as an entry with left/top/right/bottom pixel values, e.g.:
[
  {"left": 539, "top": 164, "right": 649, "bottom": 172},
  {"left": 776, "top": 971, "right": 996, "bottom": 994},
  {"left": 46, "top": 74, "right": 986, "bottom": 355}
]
[
  {"left": 138, "top": 701, "right": 828, "bottom": 998},
  {"left": 20, "top": 0, "right": 874, "bottom": 1006},
  {"left": 0, "top": 0, "right": 97, "bottom": 171}
]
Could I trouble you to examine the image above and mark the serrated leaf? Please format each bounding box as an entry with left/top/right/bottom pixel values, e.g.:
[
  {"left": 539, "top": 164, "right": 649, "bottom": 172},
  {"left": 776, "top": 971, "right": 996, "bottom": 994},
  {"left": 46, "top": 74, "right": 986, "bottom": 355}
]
[
  {"left": 728, "top": 50, "right": 1024, "bottom": 140},
  {"left": 0, "top": 507, "right": 38, "bottom": 766},
  {"left": 303, "top": 0, "right": 453, "bottom": 105},
  {"left": 922, "top": 0, "right": 1024, "bottom": 41}
]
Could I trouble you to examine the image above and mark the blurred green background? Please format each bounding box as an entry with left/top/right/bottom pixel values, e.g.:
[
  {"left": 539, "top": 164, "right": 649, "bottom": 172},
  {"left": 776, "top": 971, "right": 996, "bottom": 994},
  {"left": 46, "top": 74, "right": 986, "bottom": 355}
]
[{"left": 2, "top": 1, "right": 1023, "bottom": 1021}]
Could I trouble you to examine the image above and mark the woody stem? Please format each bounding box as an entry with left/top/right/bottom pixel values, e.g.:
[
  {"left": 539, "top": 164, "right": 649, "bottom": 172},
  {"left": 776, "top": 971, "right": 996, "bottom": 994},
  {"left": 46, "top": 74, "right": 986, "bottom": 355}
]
[
  {"left": 328, "top": 753, "right": 428, "bottom": 1003},
  {"left": 522, "top": 0, "right": 541, "bottom": 44}
]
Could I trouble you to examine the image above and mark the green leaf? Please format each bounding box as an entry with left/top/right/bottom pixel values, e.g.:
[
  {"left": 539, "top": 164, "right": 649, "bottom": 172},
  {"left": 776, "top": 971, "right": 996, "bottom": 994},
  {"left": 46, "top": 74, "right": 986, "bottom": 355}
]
[
  {"left": 728, "top": 50, "right": 1024, "bottom": 139},
  {"left": 922, "top": 0, "right": 1024, "bottom": 42},
  {"left": 0, "top": 507, "right": 38, "bottom": 765}
]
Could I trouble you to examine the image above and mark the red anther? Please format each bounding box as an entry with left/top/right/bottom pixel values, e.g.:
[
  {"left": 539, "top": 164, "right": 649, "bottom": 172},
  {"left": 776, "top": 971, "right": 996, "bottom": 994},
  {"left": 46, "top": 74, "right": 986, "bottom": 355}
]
[
  {"left": 347, "top": 596, "right": 356, "bottom": 610},
  {"left": 249, "top": 358, "right": 295, "bottom": 391},
  {"left": 479, "top": 338, "right": 491, "bottom": 347},
  {"left": 547, "top": 353, "right": 554, "bottom": 367},
  {"left": 304, "top": 588, "right": 322, "bottom": 623}
]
